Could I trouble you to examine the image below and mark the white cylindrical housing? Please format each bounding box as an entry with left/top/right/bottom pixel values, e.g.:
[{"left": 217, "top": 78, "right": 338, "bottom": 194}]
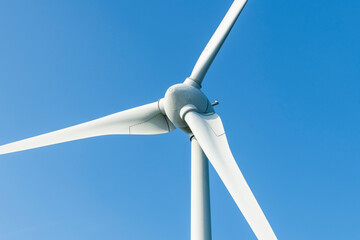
[
  {"left": 163, "top": 83, "right": 211, "bottom": 128},
  {"left": 191, "top": 137, "right": 212, "bottom": 240}
]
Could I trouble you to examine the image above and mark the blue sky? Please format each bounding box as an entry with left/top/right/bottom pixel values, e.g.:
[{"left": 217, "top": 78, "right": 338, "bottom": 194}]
[{"left": 0, "top": 0, "right": 359, "bottom": 239}]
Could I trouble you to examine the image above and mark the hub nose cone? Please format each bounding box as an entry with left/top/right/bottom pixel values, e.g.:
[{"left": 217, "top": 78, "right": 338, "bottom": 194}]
[{"left": 163, "top": 83, "right": 212, "bottom": 128}]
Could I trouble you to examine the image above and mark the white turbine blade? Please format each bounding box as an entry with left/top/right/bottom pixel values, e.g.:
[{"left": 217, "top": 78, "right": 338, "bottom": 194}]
[
  {"left": 184, "top": 111, "right": 277, "bottom": 240},
  {"left": 0, "top": 101, "right": 175, "bottom": 155},
  {"left": 187, "top": 0, "right": 247, "bottom": 86}
]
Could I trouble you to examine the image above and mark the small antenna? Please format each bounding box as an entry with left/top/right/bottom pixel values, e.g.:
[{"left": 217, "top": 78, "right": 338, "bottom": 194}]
[{"left": 211, "top": 100, "right": 219, "bottom": 106}]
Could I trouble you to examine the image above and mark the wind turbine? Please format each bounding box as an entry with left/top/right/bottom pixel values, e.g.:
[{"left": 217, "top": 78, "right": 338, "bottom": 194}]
[{"left": 0, "top": 0, "right": 277, "bottom": 239}]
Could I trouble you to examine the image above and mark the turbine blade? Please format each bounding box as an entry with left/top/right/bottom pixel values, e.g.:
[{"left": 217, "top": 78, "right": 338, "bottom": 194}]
[
  {"left": 187, "top": 0, "right": 247, "bottom": 86},
  {"left": 0, "top": 101, "right": 175, "bottom": 155},
  {"left": 184, "top": 111, "right": 277, "bottom": 240}
]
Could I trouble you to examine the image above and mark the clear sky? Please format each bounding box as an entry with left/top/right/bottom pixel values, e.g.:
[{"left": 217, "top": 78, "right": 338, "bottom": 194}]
[{"left": 0, "top": 0, "right": 359, "bottom": 239}]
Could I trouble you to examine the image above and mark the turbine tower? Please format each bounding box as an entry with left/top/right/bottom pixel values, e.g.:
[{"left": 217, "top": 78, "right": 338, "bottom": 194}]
[{"left": 0, "top": 0, "right": 277, "bottom": 239}]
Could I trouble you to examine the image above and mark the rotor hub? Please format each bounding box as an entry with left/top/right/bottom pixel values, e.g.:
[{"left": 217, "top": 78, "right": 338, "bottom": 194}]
[{"left": 163, "top": 83, "right": 213, "bottom": 129}]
